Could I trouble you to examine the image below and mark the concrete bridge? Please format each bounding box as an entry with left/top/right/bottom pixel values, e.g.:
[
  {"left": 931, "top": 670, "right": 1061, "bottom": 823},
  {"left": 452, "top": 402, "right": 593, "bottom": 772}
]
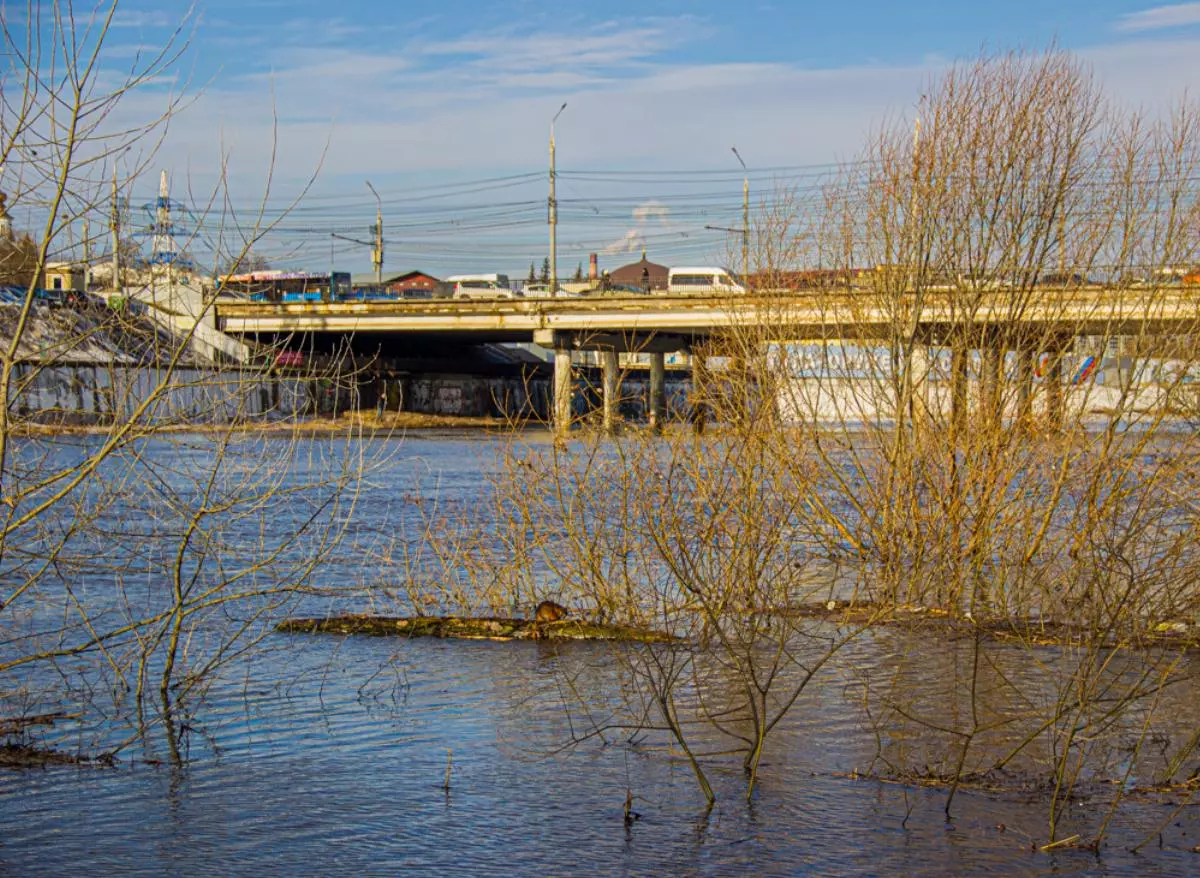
[{"left": 214, "top": 287, "right": 1200, "bottom": 433}]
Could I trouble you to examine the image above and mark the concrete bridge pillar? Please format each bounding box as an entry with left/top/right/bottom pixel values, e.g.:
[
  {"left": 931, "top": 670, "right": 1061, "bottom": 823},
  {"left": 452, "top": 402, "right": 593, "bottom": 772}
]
[
  {"left": 1045, "top": 348, "right": 1065, "bottom": 432},
  {"left": 906, "top": 342, "right": 933, "bottom": 428},
  {"left": 950, "top": 344, "right": 969, "bottom": 440},
  {"left": 553, "top": 347, "right": 573, "bottom": 437},
  {"left": 648, "top": 352, "right": 666, "bottom": 434},
  {"left": 601, "top": 349, "right": 620, "bottom": 436},
  {"left": 981, "top": 342, "right": 1004, "bottom": 429},
  {"left": 1016, "top": 347, "right": 1034, "bottom": 426},
  {"left": 691, "top": 347, "right": 709, "bottom": 435}
]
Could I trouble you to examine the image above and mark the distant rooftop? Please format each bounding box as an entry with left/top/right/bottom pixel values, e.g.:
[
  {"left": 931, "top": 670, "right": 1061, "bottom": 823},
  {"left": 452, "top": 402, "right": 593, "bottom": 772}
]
[{"left": 351, "top": 270, "right": 441, "bottom": 287}]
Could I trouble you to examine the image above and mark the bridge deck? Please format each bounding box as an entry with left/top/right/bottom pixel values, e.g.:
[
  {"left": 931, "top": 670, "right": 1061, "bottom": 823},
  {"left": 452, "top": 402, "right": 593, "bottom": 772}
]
[{"left": 215, "top": 288, "right": 1200, "bottom": 344}]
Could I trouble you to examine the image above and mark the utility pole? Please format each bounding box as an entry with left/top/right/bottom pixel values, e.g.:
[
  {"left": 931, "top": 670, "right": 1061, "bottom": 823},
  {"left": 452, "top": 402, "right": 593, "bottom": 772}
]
[
  {"left": 732, "top": 147, "right": 749, "bottom": 280},
  {"left": 549, "top": 102, "right": 567, "bottom": 299},
  {"left": 366, "top": 180, "right": 383, "bottom": 287},
  {"left": 908, "top": 116, "right": 921, "bottom": 290},
  {"left": 82, "top": 218, "right": 91, "bottom": 289},
  {"left": 110, "top": 170, "right": 120, "bottom": 294}
]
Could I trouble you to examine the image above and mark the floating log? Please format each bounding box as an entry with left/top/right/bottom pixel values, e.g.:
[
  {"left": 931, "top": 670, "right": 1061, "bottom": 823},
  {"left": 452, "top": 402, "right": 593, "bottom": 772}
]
[
  {"left": 0, "top": 743, "right": 101, "bottom": 768},
  {"left": 276, "top": 614, "right": 672, "bottom": 642},
  {"left": 0, "top": 711, "right": 70, "bottom": 736}
]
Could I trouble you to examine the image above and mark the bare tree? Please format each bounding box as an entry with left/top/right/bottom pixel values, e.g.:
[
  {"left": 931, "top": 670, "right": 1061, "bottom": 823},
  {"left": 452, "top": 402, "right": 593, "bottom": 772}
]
[
  {"left": 0, "top": 1, "right": 376, "bottom": 763},
  {"left": 393, "top": 49, "right": 1200, "bottom": 848}
]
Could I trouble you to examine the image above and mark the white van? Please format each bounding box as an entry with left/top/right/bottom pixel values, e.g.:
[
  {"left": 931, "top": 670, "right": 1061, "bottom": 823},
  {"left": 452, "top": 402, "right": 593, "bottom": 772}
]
[
  {"left": 448, "top": 273, "right": 517, "bottom": 299},
  {"left": 667, "top": 267, "right": 747, "bottom": 295}
]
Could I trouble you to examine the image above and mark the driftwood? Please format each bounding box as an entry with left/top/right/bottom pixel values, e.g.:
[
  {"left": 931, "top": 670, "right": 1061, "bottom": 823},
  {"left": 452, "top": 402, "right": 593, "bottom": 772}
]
[
  {"left": 276, "top": 614, "right": 672, "bottom": 642},
  {"left": 0, "top": 711, "right": 71, "bottom": 737},
  {"left": 278, "top": 606, "right": 1198, "bottom": 650},
  {"left": 0, "top": 743, "right": 96, "bottom": 768},
  {"left": 778, "top": 601, "right": 1200, "bottom": 649}
]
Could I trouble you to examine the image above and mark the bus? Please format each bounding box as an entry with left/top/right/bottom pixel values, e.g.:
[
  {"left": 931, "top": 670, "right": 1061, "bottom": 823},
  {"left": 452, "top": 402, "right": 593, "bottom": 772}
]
[
  {"left": 667, "top": 267, "right": 747, "bottom": 295},
  {"left": 220, "top": 270, "right": 352, "bottom": 303}
]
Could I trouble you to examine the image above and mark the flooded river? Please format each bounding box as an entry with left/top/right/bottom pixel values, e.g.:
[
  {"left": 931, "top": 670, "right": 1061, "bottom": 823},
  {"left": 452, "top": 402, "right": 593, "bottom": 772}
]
[{"left": 1, "top": 434, "right": 1197, "bottom": 876}]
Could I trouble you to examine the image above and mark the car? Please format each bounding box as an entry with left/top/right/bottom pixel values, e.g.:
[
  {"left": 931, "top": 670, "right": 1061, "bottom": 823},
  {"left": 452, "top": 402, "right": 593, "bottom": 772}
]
[{"left": 449, "top": 273, "right": 518, "bottom": 299}]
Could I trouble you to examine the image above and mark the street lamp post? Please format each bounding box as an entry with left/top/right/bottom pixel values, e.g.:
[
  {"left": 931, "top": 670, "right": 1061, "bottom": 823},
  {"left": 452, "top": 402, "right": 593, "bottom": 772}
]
[
  {"left": 731, "top": 147, "right": 749, "bottom": 280},
  {"left": 366, "top": 180, "right": 383, "bottom": 287},
  {"left": 549, "top": 102, "right": 567, "bottom": 299}
]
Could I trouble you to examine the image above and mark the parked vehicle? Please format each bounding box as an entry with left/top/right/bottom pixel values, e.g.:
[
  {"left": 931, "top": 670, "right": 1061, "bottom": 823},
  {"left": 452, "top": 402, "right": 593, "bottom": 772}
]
[
  {"left": 667, "top": 267, "right": 746, "bottom": 294},
  {"left": 449, "top": 273, "right": 517, "bottom": 299}
]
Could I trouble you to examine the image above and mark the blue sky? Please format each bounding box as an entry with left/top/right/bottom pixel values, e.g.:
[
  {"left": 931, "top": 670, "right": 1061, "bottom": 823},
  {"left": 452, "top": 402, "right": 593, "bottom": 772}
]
[{"left": 37, "top": 1, "right": 1200, "bottom": 274}]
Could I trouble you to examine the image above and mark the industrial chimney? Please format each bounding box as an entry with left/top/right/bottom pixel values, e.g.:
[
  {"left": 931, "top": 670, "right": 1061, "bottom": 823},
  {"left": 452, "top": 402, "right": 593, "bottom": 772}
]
[{"left": 588, "top": 253, "right": 598, "bottom": 280}]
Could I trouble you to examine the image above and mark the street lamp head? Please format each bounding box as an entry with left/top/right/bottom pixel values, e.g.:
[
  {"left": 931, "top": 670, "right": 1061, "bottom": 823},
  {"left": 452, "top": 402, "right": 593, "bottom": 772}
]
[
  {"left": 731, "top": 146, "right": 746, "bottom": 171},
  {"left": 553, "top": 102, "right": 568, "bottom": 124}
]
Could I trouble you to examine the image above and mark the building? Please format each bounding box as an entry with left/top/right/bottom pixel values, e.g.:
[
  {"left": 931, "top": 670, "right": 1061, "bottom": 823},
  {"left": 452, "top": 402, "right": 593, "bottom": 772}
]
[
  {"left": 607, "top": 250, "right": 669, "bottom": 291},
  {"left": 748, "top": 268, "right": 869, "bottom": 290},
  {"left": 352, "top": 270, "right": 446, "bottom": 297},
  {"left": 44, "top": 262, "right": 86, "bottom": 292}
]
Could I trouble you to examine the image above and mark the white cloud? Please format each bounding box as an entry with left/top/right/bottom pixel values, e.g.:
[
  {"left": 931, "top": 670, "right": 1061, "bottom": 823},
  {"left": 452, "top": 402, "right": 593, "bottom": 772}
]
[
  {"left": 138, "top": 33, "right": 1200, "bottom": 194},
  {"left": 602, "top": 228, "right": 645, "bottom": 255},
  {"left": 633, "top": 201, "right": 670, "bottom": 224},
  {"left": 112, "top": 10, "right": 173, "bottom": 29},
  {"left": 104, "top": 43, "right": 158, "bottom": 59},
  {"left": 1115, "top": 3, "right": 1200, "bottom": 32},
  {"left": 83, "top": 17, "right": 1200, "bottom": 275},
  {"left": 604, "top": 200, "right": 672, "bottom": 254},
  {"left": 415, "top": 20, "right": 697, "bottom": 71}
]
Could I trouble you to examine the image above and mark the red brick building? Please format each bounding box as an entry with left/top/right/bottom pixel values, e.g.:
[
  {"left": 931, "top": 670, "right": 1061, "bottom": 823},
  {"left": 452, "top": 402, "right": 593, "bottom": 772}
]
[
  {"left": 386, "top": 271, "right": 443, "bottom": 296},
  {"left": 354, "top": 270, "right": 445, "bottom": 297}
]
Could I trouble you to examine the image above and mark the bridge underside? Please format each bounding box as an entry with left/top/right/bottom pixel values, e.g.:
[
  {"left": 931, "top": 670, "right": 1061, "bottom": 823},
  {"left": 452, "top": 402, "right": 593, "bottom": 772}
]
[{"left": 244, "top": 328, "right": 698, "bottom": 359}]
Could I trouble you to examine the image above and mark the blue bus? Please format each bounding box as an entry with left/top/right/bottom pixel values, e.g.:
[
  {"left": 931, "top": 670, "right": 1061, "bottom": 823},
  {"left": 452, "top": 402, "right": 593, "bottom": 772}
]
[{"left": 220, "top": 271, "right": 352, "bottom": 303}]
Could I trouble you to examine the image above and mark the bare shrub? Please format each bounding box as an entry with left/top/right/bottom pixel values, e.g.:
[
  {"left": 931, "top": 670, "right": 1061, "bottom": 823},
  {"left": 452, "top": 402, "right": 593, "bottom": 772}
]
[{"left": 0, "top": 2, "right": 378, "bottom": 762}]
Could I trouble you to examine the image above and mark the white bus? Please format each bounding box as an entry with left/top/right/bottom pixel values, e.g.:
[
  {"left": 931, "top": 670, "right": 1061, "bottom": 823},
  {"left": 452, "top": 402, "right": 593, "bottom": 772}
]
[
  {"left": 448, "top": 273, "right": 517, "bottom": 299},
  {"left": 667, "top": 267, "right": 747, "bottom": 294}
]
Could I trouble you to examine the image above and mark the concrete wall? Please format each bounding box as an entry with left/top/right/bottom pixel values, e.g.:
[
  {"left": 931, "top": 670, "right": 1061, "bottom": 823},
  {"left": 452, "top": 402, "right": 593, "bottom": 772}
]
[
  {"left": 374, "top": 370, "right": 695, "bottom": 424},
  {"left": 11, "top": 363, "right": 702, "bottom": 428},
  {"left": 9, "top": 362, "right": 559, "bottom": 426},
  {"left": 10, "top": 363, "right": 316, "bottom": 425},
  {"left": 375, "top": 373, "right": 551, "bottom": 420},
  {"left": 569, "top": 372, "right": 691, "bottom": 422}
]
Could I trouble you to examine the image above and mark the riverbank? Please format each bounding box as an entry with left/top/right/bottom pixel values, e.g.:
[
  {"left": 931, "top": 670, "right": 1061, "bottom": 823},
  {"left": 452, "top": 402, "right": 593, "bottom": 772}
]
[{"left": 9, "top": 410, "right": 528, "bottom": 436}]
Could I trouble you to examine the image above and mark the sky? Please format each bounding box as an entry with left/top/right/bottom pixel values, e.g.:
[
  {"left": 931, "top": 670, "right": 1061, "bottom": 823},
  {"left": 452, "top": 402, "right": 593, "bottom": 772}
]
[{"left": 20, "top": 0, "right": 1200, "bottom": 277}]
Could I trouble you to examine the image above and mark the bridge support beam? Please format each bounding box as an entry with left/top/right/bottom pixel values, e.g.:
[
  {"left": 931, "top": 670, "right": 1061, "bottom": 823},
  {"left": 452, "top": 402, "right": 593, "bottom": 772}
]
[
  {"left": 554, "top": 347, "right": 573, "bottom": 437},
  {"left": 648, "top": 352, "right": 666, "bottom": 434},
  {"left": 602, "top": 349, "right": 620, "bottom": 436},
  {"left": 1045, "top": 347, "right": 1065, "bottom": 432},
  {"left": 982, "top": 341, "right": 1004, "bottom": 430},
  {"left": 905, "top": 342, "right": 932, "bottom": 429},
  {"left": 691, "top": 347, "right": 709, "bottom": 435},
  {"left": 1016, "top": 347, "right": 1034, "bottom": 427},
  {"left": 950, "top": 344, "right": 969, "bottom": 440}
]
